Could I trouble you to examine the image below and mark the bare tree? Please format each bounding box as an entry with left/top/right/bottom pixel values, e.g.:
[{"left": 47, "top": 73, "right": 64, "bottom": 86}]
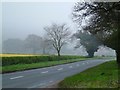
[{"left": 44, "top": 23, "right": 70, "bottom": 56}]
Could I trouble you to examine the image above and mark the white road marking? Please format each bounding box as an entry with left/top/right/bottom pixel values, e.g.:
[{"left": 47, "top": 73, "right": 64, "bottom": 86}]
[
  {"left": 69, "top": 66, "right": 73, "bottom": 68},
  {"left": 82, "top": 63, "right": 85, "bottom": 65},
  {"left": 41, "top": 71, "right": 48, "bottom": 74},
  {"left": 49, "top": 81, "right": 53, "bottom": 83},
  {"left": 10, "top": 76, "right": 24, "bottom": 80},
  {"left": 57, "top": 68, "right": 63, "bottom": 71}
]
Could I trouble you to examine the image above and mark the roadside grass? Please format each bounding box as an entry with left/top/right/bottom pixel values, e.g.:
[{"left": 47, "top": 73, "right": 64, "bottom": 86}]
[
  {"left": 59, "top": 61, "right": 119, "bottom": 88},
  {"left": 2, "top": 58, "right": 86, "bottom": 73},
  {"left": 1, "top": 53, "right": 114, "bottom": 73}
]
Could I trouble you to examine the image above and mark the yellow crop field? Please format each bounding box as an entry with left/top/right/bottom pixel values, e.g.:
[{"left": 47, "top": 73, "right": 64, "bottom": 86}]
[{"left": 0, "top": 54, "right": 48, "bottom": 57}]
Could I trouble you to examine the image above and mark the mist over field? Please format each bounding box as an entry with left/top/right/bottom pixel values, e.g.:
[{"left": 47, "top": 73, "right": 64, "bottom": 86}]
[{"left": 2, "top": 2, "right": 116, "bottom": 56}]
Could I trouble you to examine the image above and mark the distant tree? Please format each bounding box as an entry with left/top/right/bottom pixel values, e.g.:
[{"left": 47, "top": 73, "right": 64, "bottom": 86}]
[
  {"left": 24, "top": 34, "right": 42, "bottom": 54},
  {"left": 72, "top": 2, "right": 120, "bottom": 64},
  {"left": 3, "top": 39, "right": 24, "bottom": 53},
  {"left": 40, "top": 38, "right": 48, "bottom": 54},
  {"left": 40, "top": 37, "right": 53, "bottom": 54},
  {"left": 73, "top": 31, "right": 102, "bottom": 57},
  {"left": 44, "top": 23, "right": 70, "bottom": 56}
]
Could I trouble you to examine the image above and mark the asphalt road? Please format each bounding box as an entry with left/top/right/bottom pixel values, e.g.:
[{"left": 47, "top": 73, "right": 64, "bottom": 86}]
[{"left": 2, "top": 58, "right": 114, "bottom": 89}]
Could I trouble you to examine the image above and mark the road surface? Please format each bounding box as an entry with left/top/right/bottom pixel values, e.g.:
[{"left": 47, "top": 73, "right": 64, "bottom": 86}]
[{"left": 2, "top": 58, "right": 114, "bottom": 89}]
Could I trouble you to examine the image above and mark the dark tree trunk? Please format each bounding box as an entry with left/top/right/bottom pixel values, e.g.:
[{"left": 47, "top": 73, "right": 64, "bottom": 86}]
[
  {"left": 57, "top": 50, "right": 60, "bottom": 57},
  {"left": 87, "top": 51, "right": 94, "bottom": 58},
  {"left": 57, "top": 50, "right": 61, "bottom": 61},
  {"left": 116, "top": 50, "right": 120, "bottom": 65},
  {"left": 116, "top": 50, "right": 120, "bottom": 87}
]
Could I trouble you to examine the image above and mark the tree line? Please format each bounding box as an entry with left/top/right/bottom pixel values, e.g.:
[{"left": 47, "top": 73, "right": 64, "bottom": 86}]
[
  {"left": 72, "top": 1, "right": 120, "bottom": 64},
  {"left": 3, "top": 23, "right": 111, "bottom": 58},
  {"left": 3, "top": 34, "right": 52, "bottom": 54}
]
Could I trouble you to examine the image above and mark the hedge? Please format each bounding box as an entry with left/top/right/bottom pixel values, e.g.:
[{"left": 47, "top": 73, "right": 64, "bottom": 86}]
[{"left": 2, "top": 55, "right": 84, "bottom": 66}]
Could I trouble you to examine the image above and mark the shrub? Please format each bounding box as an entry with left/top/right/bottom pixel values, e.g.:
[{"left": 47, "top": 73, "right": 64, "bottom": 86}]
[{"left": 2, "top": 55, "right": 84, "bottom": 66}]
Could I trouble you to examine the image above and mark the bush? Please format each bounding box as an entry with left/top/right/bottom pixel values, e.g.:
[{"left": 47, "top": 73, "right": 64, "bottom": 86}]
[{"left": 2, "top": 55, "right": 84, "bottom": 66}]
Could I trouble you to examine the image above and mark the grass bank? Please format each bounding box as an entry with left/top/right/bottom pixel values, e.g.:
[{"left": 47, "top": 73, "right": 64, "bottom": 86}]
[
  {"left": 59, "top": 61, "right": 119, "bottom": 88},
  {"left": 2, "top": 58, "right": 86, "bottom": 73},
  {"left": 1, "top": 54, "right": 112, "bottom": 73}
]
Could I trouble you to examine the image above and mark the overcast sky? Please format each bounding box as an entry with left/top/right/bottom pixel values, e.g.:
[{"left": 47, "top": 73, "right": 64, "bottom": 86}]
[
  {"left": 1, "top": 1, "right": 116, "bottom": 55},
  {"left": 2, "top": 2, "right": 77, "bottom": 40}
]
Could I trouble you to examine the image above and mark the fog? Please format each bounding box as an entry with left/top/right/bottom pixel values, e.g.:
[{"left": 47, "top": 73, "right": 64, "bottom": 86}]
[
  {"left": 2, "top": 2, "right": 76, "bottom": 40},
  {"left": 2, "top": 2, "right": 116, "bottom": 56}
]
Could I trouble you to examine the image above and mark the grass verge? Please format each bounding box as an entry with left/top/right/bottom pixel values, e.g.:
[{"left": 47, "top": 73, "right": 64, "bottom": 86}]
[
  {"left": 2, "top": 58, "right": 86, "bottom": 73},
  {"left": 59, "top": 61, "right": 119, "bottom": 88},
  {"left": 2, "top": 55, "right": 85, "bottom": 66}
]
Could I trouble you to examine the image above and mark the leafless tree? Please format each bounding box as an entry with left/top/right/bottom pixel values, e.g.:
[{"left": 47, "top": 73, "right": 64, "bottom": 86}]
[{"left": 44, "top": 23, "right": 70, "bottom": 56}]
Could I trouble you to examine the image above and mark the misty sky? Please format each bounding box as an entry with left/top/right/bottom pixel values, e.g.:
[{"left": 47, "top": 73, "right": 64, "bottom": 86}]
[
  {"left": 2, "top": 2, "right": 116, "bottom": 55},
  {"left": 2, "top": 2, "right": 76, "bottom": 40}
]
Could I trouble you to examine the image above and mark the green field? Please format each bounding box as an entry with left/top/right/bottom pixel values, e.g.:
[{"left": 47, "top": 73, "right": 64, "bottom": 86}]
[{"left": 59, "top": 61, "right": 119, "bottom": 88}]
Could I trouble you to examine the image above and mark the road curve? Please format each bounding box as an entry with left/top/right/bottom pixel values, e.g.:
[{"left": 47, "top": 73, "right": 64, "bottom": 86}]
[{"left": 2, "top": 58, "right": 114, "bottom": 89}]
